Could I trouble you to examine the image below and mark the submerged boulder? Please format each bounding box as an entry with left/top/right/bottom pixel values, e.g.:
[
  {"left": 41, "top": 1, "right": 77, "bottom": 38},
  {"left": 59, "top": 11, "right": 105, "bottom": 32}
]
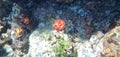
[{"left": 77, "top": 26, "right": 120, "bottom": 57}]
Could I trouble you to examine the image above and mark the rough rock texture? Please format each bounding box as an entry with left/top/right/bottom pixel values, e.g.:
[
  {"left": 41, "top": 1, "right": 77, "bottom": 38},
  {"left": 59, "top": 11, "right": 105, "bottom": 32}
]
[
  {"left": 27, "top": 26, "right": 120, "bottom": 57},
  {"left": 28, "top": 30, "right": 55, "bottom": 57},
  {"left": 77, "top": 26, "right": 120, "bottom": 57},
  {"left": 0, "top": 0, "right": 120, "bottom": 57},
  {"left": 101, "top": 26, "right": 120, "bottom": 57},
  {"left": 28, "top": 29, "right": 71, "bottom": 57},
  {"left": 77, "top": 31, "right": 104, "bottom": 57}
]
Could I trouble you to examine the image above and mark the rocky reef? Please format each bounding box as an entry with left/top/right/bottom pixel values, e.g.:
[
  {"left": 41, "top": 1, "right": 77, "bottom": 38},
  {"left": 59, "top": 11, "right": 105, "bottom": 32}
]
[
  {"left": 27, "top": 26, "right": 120, "bottom": 57},
  {"left": 0, "top": 0, "right": 120, "bottom": 57}
]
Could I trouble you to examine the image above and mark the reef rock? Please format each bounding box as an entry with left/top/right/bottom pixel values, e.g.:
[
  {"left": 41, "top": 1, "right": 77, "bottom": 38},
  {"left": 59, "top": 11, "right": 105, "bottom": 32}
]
[{"left": 77, "top": 26, "right": 120, "bottom": 57}]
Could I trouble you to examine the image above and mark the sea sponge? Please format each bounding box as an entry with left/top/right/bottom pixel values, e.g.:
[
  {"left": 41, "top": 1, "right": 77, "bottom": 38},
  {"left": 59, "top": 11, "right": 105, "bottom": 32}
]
[{"left": 52, "top": 19, "right": 65, "bottom": 31}]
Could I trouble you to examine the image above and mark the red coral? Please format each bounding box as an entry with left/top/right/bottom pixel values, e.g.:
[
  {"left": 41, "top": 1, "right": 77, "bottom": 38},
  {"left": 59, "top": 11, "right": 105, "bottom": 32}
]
[
  {"left": 23, "top": 17, "right": 30, "bottom": 25},
  {"left": 52, "top": 19, "right": 65, "bottom": 31},
  {"left": 85, "top": 29, "right": 92, "bottom": 34}
]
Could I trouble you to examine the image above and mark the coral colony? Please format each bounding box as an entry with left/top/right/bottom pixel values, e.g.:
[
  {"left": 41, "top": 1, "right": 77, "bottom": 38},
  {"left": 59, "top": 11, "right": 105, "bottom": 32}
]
[
  {"left": 52, "top": 19, "right": 66, "bottom": 31},
  {"left": 0, "top": 0, "right": 120, "bottom": 57}
]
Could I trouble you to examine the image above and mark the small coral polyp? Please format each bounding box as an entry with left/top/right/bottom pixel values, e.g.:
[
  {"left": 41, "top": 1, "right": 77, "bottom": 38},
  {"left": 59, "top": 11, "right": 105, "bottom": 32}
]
[
  {"left": 23, "top": 17, "right": 30, "bottom": 25},
  {"left": 52, "top": 19, "right": 65, "bottom": 31},
  {"left": 15, "top": 27, "right": 22, "bottom": 35}
]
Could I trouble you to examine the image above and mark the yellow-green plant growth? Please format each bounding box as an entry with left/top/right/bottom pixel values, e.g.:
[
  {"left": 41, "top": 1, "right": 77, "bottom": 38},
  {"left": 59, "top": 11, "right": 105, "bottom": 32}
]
[{"left": 53, "top": 37, "right": 70, "bottom": 57}]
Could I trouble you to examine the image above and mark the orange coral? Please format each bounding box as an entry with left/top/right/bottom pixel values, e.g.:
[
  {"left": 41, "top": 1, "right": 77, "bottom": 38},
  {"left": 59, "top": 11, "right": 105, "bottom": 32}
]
[
  {"left": 52, "top": 19, "right": 65, "bottom": 31},
  {"left": 15, "top": 27, "right": 22, "bottom": 35},
  {"left": 23, "top": 17, "right": 30, "bottom": 25}
]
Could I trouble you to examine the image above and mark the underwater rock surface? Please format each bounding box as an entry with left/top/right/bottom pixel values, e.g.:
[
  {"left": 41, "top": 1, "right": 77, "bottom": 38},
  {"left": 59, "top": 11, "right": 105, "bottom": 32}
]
[
  {"left": 0, "top": 0, "right": 120, "bottom": 57},
  {"left": 28, "top": 26, "right": 120, "bottom": 57}
]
